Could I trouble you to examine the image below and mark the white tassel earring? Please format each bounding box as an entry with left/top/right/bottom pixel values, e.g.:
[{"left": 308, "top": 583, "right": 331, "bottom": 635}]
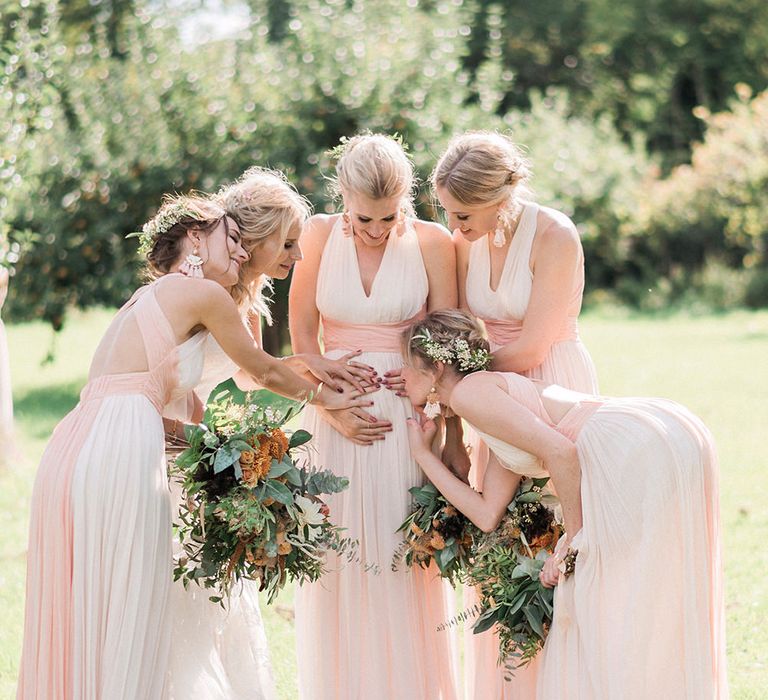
[
  {"left": 423, "top": 387, "right": 441, "bottom": 419},
  {"left": 493, "top": 212, "right": 506, "bottom": 248},
  {"left": 179, "top": 246, "right": 204, "bottom": 278}
]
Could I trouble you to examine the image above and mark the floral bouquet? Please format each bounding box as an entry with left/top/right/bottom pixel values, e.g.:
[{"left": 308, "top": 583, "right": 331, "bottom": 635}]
[
  {"left": 393, "top": 482, "right": 475, "bottom": 585},
  {"left": 172, "top": 391, "right": 355, "bottom": 604},
  {"left": 467, "top": 477, "right": 565, "bottom": 674},
  {"left": 395, "top": 477, "right": 567, "bottom": 674}
]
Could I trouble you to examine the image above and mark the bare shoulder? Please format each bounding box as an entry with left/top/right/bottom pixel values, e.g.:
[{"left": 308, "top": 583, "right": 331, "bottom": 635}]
[
  {"left": 450, "top": 371, "right": 506, "bottom": 415},
  {"left": 534, "top": 205, "right": 581, "bottom": 256},
  {"left": 155, "top": 274, "right": 235, "bottom": 312},
  {"left": 302, "top": 213, "right": 338, "bottom": 247},
  {"left": 412, "top": 218, "right": 453, "bottom": 255},
  {"left": 451, "top": 227, "right": 470, "bottom": 249}
]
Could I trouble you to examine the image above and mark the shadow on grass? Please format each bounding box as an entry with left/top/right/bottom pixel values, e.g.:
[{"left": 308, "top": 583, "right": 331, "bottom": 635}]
[{"left": 13, "top": 382, "right": 83, "bottom": 439}]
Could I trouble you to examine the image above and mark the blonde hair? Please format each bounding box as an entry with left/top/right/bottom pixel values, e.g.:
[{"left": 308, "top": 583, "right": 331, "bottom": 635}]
[
  {"left": 402, "top": 309, "right": 491, "bottom": 376},
  {"left": 432, "top": 132, "right": 532, "bottom": 221},
  {"left": 218, "top": 167, "right": 312, "bottom": 323},
  {"left": 329, "top": 133, "right": 416, "bottom": 216}
]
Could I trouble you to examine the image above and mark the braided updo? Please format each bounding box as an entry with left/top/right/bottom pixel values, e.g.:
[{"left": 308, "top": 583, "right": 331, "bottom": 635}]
[{"left": 403, "top": 309, "right": 491, "bottom": 376}]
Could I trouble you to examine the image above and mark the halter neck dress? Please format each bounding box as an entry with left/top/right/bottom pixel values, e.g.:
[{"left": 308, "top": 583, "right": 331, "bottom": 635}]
[{"left": 293, "top": 216, "right": 459, "bottom": 700}]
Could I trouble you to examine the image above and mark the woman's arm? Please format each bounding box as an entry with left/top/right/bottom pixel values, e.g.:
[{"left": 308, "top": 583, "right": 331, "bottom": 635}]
[
  {"left": 441, "top": 413, "right": 471, "bottom": 483},
  {"left": 234, "top": 312, "right": 265, "bottom": 390},
  {"left": 450, "top": 372, "right": 582, "bottom": 540},
  {"left": 161, "top": 277, "right": 367, "bottom": 411},
  {"left": 452, "top": 230, "right": 471, "bottom": 312},
  {"left": 289, "top": 214, "right": 328, "bottom": 357},
  {"left": 491, "top": 212, "right": 583, "bottom": 372},
  {"left": 418, "top": 221, "right": 458, "bottom": 312},
  {"left": 407, "top": 416, "right": 521, "bottom": 532}
]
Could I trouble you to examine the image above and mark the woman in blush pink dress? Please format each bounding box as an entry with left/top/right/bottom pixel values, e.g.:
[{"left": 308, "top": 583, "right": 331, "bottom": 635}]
[
  {"left": 165, "top": 169, "right": 322, "bottom": 700},
  {"left": 16, "top": 191, "right": 369, "bottom": 700},
  {"left": 433, "top": 132, "right": 599, "bottom": 698},
  {"left": 289, "top": 134, "right": 459, "bottom": 700},
  {"left": 402, "top": 310, "right": 728, "bottom": 700}
]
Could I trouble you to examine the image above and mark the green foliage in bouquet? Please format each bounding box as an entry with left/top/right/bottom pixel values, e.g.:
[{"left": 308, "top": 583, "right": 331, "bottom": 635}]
[
  {"left": 172, "top": 391, "right": 355, "bottom": 604},
  {"left": 467, "top": 477, "right": 564, "bottom": 676},
  {"left": 396, "top": 477, "right": 565, "bottom": 675},
  {"left": 393, "top": 483, "right": 475, "bottom": 585}
]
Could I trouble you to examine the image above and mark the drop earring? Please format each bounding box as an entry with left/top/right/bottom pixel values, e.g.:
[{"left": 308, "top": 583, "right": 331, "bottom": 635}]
[
  {"left": 423, "top": 387, "right": 441, "bottom": 419},
  {"left": 180, "top": 246, "right": 204, "bottom": 278},
  {"left": 493, "top": 213, "right": 506, "bottom": 248},
  {"left": 342, "top": 210, "right": 353, "bottom": 237}
]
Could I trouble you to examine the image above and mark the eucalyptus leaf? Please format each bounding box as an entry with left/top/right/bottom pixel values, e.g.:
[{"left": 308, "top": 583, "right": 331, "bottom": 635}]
[
  {"left": 473, "top": 609, "right": 499, "bottom": 635},
  {"left": 523, "top": 605, "right": 545, "bottom": 639},
  {"left": 288, "top": 429, "right": 312, "bottom": 449},
  {"left": 263, "top": 479, "right": 294, "bottom": 506},
  {"left": 268, "top": 460, "right": 294, "bottom": 479},
  {"left": 213, "top": 444, "right": 241, "bottom": 474}
]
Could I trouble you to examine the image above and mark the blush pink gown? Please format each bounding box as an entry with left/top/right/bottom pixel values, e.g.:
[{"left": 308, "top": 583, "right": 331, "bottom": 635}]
[
  {"left": 468, "top": 372, "right": 728, "bottom": 699},
  {"left": 293, "top": 217, "right": 459, "bottom": 700},
  {"left": 464, "top": 202, "right": 599, "bottom": 699},
  {"left": 17, "top": 277, "right": 209, "bottom": 699},
  {"left": 166, "top": 335, "right": 276, "bottom": 700}
]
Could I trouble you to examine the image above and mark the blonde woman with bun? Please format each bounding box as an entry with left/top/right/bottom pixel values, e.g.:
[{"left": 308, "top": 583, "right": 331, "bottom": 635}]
[
  {"left": 289, "top": 134, "right": 459, "bottom": 700},
  {"left": 400, "top": 310, "right": 727, "bottom": 700},
  {"left": 16, "top": 190, "right": 369, "bottom": 700},
  {"left": 433, "top": 132, "right": 599, "bottom": 699}
]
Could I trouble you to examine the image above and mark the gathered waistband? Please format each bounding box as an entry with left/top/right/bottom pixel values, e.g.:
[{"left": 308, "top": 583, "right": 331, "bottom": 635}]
[
  {"left": 322, "top": 311, "right": 425, "bottom": 353},
  {"left": 79, "top": 373, "right": 164, "bottom": 414},
  {"left": 484, "top": 316, "right": 580, "bottom": 349}
]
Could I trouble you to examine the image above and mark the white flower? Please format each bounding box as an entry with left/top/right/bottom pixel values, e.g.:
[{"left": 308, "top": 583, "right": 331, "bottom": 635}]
[
  {"left": 264, "top": 407, "right": 279, "bottom": 423},
  {"left": 295, "top": 495, "right": 325, "bottom": 528}
]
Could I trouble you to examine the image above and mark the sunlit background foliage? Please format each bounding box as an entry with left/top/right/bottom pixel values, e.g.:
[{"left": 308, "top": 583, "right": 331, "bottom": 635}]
[{"left": 2, "top": 0, "right": 767, "bottom": 350}]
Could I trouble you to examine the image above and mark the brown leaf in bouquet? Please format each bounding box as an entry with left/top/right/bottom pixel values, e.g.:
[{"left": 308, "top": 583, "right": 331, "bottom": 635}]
[
  {"left": 410, "top": 522, "right": 425, "bottom": 536},
  {"left": 429, "top": 531, "right": 447, "bottom": 550}
]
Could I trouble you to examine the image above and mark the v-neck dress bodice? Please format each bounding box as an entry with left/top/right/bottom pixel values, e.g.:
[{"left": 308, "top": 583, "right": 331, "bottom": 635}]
[
  {"left": 316, "top": 215, "right": 428, "bottom": 326},
  {"left": 464, "top": 201, "right": 598, "bottom": 393}
]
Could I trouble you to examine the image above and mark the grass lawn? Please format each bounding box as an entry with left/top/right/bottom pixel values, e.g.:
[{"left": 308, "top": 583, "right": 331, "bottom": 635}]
[{"left": 1, "top": 306, "right": 766, "bottom": 698}]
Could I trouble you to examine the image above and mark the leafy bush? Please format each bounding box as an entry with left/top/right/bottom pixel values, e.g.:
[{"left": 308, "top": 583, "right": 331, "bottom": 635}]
[
  {"left": 620, "top": 87, "right": 768, "bottom": 308},
  {"left": 3, "top": 0, "right": 767, "bottom": 337}
]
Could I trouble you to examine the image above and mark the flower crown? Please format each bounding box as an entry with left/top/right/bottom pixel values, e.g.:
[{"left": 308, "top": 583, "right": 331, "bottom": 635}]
[
  {"left": 127, "top": 202, "right": 196, "bottom": 256},
  {"left": 413, "top": 331, "right": 492, "bottom": 373}
]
